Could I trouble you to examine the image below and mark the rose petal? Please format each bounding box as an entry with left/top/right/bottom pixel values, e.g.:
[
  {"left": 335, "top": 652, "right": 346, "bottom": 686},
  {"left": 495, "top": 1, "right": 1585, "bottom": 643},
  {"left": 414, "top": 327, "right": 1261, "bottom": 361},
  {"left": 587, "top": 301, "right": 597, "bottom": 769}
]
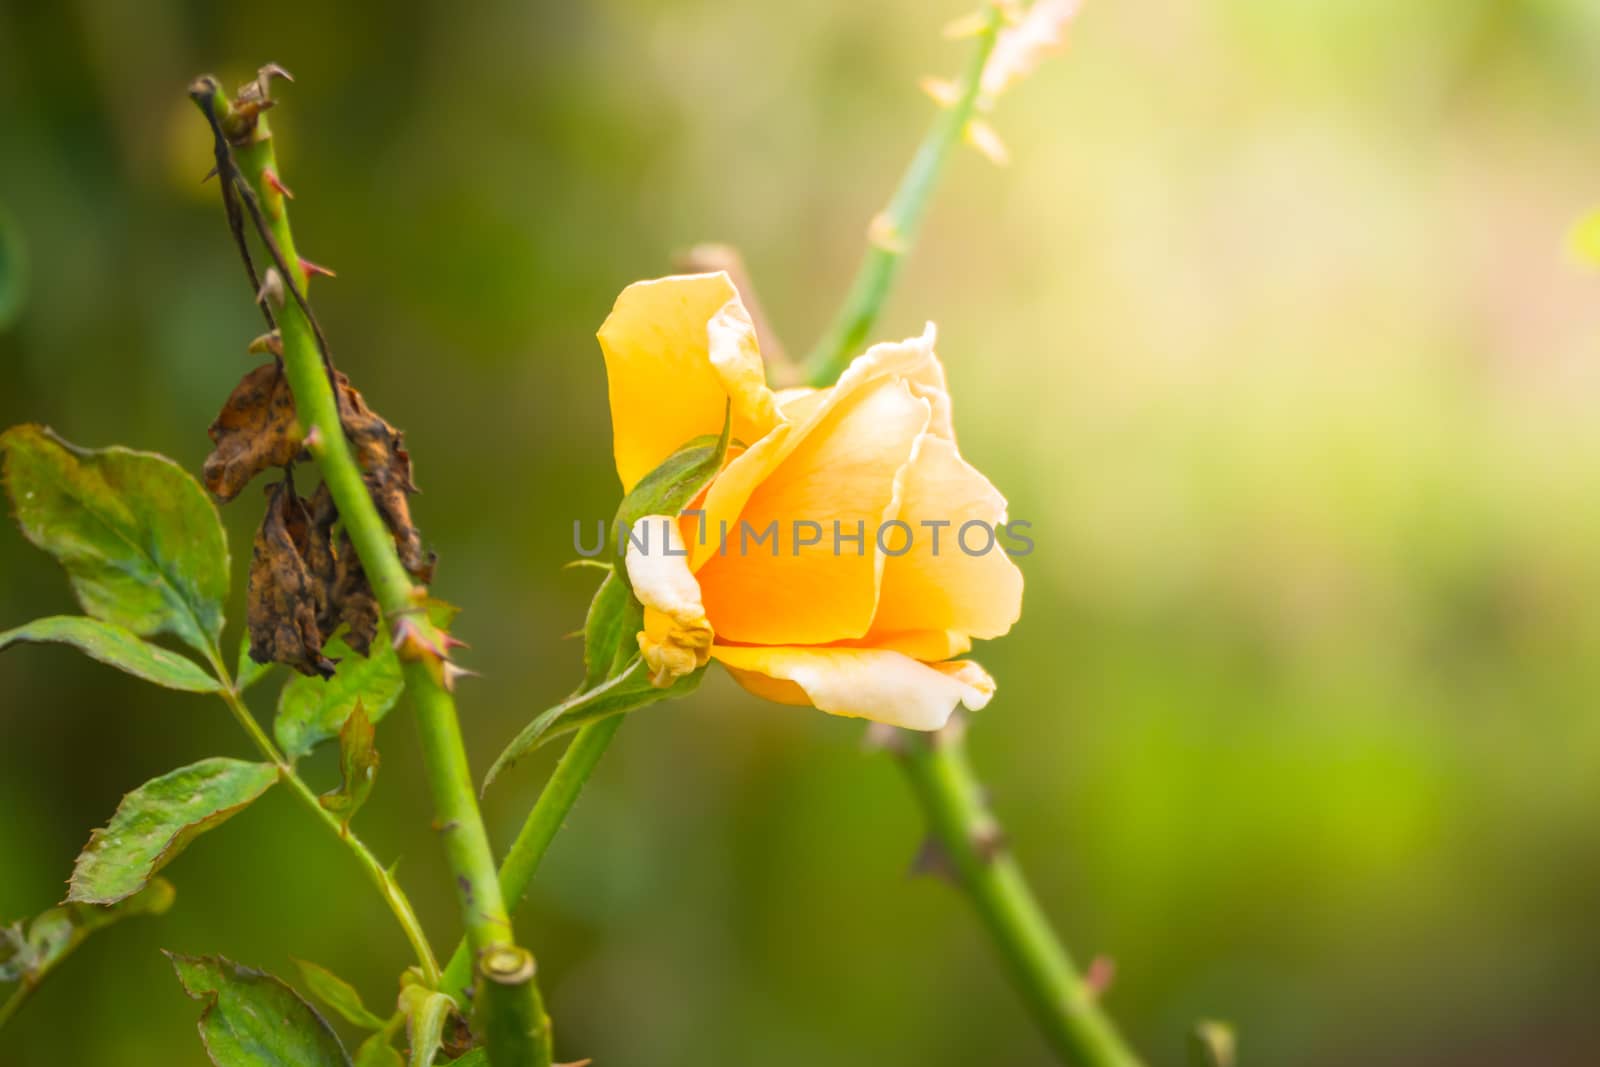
[
  {"left": 865, "top": 434, "right": 1023, "bottom": 642},
  {"left": 712, "top": 645, "right": 995, "bottom": 730},
  {"left": 598, "top": 273, "right": 782, "bottom": 492}
]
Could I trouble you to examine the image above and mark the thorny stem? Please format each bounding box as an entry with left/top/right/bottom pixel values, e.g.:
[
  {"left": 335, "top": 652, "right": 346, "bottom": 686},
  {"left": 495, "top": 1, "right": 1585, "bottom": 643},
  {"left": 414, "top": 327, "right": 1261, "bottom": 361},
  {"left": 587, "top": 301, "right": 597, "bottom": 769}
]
[
  {"left": 204, "top": 647, "right": 442, "bottom": 986},
  {"left": 802, "top": 1, "right": 1004, "bottom": 385},
  {"left": 191, "top": 74, "right": 549, "bottom": 1065},
  {"left": 896, "top": 727, "right": 1144, "bottom": 1067},
  {"left": 440, "top": 715, "right": 624, "bottom": 999}
]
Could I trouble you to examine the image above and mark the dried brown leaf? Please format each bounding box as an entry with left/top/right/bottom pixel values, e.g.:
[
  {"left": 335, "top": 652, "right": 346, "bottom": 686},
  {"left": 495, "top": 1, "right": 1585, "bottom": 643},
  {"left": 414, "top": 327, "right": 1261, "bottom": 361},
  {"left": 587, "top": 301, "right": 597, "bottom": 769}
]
[
  {"left": 306, "top": 482, "right": 378, "bottom": 655},
  {"left": 247, "top": 479, "right": 334, "bottom": 678},
  {"left": 204, "top": 361, "right": 303, "bottom": 503},
  {"left": 246, "top": 480, "right": 383, "bottom": 676},
  {"left": 335, "top": 373, "right": 435, "bottom": 583}
]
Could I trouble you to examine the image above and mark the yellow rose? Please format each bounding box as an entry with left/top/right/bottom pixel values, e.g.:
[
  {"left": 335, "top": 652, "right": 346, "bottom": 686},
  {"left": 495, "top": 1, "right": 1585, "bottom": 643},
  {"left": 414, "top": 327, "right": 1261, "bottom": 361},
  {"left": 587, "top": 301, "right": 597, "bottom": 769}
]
[{"left": 599, "top": 272, "right": 1022, "bottom": 730}]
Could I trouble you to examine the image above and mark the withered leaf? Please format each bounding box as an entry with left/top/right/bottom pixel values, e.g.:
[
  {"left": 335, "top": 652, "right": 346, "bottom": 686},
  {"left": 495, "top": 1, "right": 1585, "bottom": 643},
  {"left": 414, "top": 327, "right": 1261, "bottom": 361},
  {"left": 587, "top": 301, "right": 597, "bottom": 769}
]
[
  {"left": 204, "top": 361, "right": 303, "bottom": 503},
  {"left": 306, "top": 483, "right": 378, "bottom": 656},
  {"left": 248, "top": 480, "right": 333, "bottom": 678},
  {"left": 247, "top": 480, "right": 381, "bottom": 677},
  {"left": 335, "top": 374, "right": 435, "bottom": 583}
]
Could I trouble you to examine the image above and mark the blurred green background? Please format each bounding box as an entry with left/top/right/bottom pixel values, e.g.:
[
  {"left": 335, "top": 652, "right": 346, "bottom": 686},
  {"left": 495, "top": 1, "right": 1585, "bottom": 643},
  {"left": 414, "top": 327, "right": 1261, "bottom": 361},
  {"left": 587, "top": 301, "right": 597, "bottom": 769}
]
[{"left": 4, "top": 0, "right": 1600, "bottom": 1064}]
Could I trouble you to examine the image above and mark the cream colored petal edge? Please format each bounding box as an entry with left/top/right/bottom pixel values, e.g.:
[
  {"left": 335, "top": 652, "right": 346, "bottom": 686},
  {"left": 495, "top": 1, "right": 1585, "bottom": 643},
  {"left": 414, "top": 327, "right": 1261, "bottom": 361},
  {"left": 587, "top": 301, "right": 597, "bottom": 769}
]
[
  {"left": 711, "top": 645, "right": 995, "bottom": 730},
  {"left": 624, "top": 514, "right": 713, "bottom": 684}
]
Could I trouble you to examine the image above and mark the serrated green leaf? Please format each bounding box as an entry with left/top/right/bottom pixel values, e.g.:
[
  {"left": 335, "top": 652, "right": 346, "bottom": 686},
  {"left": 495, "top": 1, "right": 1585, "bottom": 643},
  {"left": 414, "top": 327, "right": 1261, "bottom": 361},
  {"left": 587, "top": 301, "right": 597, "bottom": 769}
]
[
  {"left": 484, "top": 658, "right": 702, "bottom": 790},
  {"left": 399, "top": 986, "right": 454, "bottom": 1067},
  {"left": 236, "top": 629, "right": 274, "bottom": 693},
  {"left": 318, "top": 703, "right": 379, "bottom": 827},
  {"left": 446, "top": 1053, "right": 487, "bottom": 1066},
  {"left": 276, "top": 633, "right": 403, "bottom": 762},
  {"left": 69, "top": 759, "right": 278, "bottom": 905},
  {"left": 0, "top": 616, "right": 221, "bottom": 693},
  {"left": 0, "top": 426, "right": 229, "bottom": 656},
  {"left": 353, "top": 1033, "right": 404, "bottom": 1067},
  {"left": 1569, "top": 207, "right": 1600, "bottom": 269},
  {"left": 611, "top": 405, "right": 731, "bottom": 579},
  {"left": 293, "top": 957, "right": 386, "bottom": 1031},
  {"left": 0, "top": 879, "right": 174, "bottom": 988},
  {"left": 167, "top": 953, "right": 350, "bottom": 1067}
]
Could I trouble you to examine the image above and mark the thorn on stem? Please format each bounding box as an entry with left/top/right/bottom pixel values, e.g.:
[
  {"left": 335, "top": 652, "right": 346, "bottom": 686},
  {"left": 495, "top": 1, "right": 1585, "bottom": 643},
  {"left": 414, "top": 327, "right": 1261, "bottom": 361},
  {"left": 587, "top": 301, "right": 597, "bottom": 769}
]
[
  {"left": 255, "top": 267, "right": 286, "bottom": 310},
  {"left": 247, "top": 330, "right": 283, "bottom": 357},
  {"left": 863, "top": 722, "right": 907, "bottom": 755},
  {"left": 971, "top": 820, "right": 1007, "bottom": 863},
  {"left": 441, "top": 662, "right": 481, "bottom": 692},
  {"left": 264, "top": 168, "right": 295, "bottom": 200},
  {"left": 909, "top": 835, "right": 955, "bottom": 881},
  {"left": 299, "top": 256, "right": 337, "bottom": 280},
  {"left": 1085, "top": 955, "right": 1116, "bottom": 998}
]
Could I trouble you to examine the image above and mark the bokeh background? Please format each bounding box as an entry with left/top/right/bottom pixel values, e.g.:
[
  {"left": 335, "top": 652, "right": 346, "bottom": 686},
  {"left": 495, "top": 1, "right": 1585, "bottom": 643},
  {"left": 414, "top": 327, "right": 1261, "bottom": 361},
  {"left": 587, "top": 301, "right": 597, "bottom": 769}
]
[{"left": 4, "top": 0, "right": 1600, "bottom": 1064}]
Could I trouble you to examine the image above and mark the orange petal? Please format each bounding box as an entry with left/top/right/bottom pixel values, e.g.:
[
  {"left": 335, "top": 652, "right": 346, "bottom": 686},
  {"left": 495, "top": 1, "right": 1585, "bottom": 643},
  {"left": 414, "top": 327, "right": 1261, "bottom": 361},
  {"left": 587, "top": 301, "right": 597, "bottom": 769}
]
[
  {"left": 598, "top": 273, "right": 781, "bottom": 492},
  {"left": 694, "top": 376, "right": 930, "bottom": 645},
  {"left": 712, "top": 645, "right": 995, "bottom": 730},
  {"left": 865, "top": 434, "right": 1023, "bottom": 642}
]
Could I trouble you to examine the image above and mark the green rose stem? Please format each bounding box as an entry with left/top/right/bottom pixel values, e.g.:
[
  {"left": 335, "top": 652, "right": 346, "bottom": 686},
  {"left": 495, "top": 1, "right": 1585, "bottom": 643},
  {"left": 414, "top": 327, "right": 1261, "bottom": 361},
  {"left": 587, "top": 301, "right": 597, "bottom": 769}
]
[
  {"left": 205, "top": 654, "right": 442, "bottom": 987},
  {"left": 439, "top": 715, "right": 625, "bottom": 998},
  {"left": 191, "top": 77, "right": 550, "bottom": 1066},
  {"left": 894, "top": 726, "right": 1144, "bottom": 1067},
  {"left": 441, "top": 0, "right": 1009, "bottom": 941},
  {"left": 432, "top": 12, "right": 1146, "bottom": 1066},
  {"left": 802, "top": 1, "right": 1003, "bottom": 386}
]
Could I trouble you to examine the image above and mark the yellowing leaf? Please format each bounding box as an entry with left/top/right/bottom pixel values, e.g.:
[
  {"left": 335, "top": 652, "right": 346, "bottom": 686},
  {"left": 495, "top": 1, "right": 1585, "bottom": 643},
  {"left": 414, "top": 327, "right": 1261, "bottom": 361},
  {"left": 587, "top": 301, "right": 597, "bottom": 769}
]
[
  {"left": 0, "top": 426, "right": 229, "bottom": 657},
  {"left": 0, "top": 879, "right": 174, "bottom": 990},
  {"left": 0, "top": 616, "right": 221, "bottom": 693},
  {"left": 68, "top": 759, "right": 278, "bottom": 905}
]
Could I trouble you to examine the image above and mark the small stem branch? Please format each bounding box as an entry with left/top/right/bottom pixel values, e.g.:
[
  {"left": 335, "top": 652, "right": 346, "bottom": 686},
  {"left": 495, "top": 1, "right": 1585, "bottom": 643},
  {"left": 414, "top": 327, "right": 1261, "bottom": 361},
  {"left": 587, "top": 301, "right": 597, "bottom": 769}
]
[
  {"left": 895, "top": 727, "right": 1144, "bottom": 1067},
  {"left": 192, "top": 75, "right": 548, "bottom": 1065},
  {"left": 206, "top": 650, "right": 441, "bottom": 986},
  {"left": 440, "top": 716, "right": 624, "bottom": 999},
  {"left": 674, "top": 243, "right": 799, "bottom": 387},
  {"left": 802, "top": 3, "right": 1003, "bottom": 386}
]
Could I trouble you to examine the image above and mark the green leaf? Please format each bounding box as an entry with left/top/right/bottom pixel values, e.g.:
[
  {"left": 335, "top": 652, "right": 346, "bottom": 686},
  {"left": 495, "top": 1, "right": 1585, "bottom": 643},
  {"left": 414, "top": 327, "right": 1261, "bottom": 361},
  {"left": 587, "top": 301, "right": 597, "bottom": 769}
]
[
  {"left": 581, "top": 569, "right": 641, "bottom": 690},
  {"left": 399, "top": 986, "right": 454, "bottom": 1067},
  {"left": 293, "top": 957, "right": 387, "bottom": 1031},
  {"left": 318, "top": 703, "right": 379, "bottom": 827},
  {"left": 611, "top": 404, "right": 731, "bottom": 577},
  {"left": 1569, "top": 207, "right": 1600, "bottom": 269},
  {"left": 236, "top": 629, "right": 274, "bottom": 693},
  {"left": 1, "top": 878, "right": 175, "bottom": 987},
  {"left": 1188, "top": 1021, "right": 1237, "bottom": 1067},
  {"left": 167, "top": 953, "right": 350, "bottom": 1067},
  {"left": 484, "top": 658, "right": 702, "bottom": 791},
  {"left": 276, "top": 633, "right": 403, "bottom": 762},
  {"left": 69, "top": 758, "right": 278, "bottom": 905},
  {"left": 0, "top": 616, "right": 221, "bottom": 693},
  {"left": 353, "top": 1033, "right": 404, "bottom": 1067},
  {"left": 0, "top": 426, "right": 229, "bottom": 657}
]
